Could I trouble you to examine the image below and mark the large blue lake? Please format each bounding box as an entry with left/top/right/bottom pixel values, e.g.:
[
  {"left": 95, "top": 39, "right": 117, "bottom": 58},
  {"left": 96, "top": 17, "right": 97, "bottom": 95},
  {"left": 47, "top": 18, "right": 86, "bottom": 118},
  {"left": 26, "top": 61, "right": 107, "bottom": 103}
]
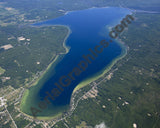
[{"left": 22, "top": 7, "right": 131, "bottom": 117}]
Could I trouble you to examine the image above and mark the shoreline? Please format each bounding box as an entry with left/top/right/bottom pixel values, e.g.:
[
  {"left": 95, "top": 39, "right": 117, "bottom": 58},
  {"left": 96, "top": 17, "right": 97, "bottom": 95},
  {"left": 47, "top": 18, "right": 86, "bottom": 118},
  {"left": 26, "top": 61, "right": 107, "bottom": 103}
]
[
  {"left": 72, "top": 11, "right": 132, "bottom": 93},
  {"left": 20, "top": 8, "right": 131, "bottom": 120},
  {"left": 72, "top": 38, "right": 128, "bottom": 93},
  {"left": 20, "top": 36, "right": 128, "bottom": 121},
  {"left": 20, "top": 25, "right": 71, "bottom": 120}
]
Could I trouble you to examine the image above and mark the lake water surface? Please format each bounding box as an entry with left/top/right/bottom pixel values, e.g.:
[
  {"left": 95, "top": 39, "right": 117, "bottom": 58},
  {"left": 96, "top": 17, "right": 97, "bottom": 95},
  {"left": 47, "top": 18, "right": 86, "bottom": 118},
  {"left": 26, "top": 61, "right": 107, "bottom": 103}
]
[{"left": 22, "top": 7, "right": 131, "bottom": 117}]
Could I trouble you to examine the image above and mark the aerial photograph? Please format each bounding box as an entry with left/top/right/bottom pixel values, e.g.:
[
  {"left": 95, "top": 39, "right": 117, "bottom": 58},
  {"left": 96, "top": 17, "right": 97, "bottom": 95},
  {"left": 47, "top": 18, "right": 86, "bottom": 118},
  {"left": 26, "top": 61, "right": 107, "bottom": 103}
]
[{"left": 0, "top": 0, "right": 160, "bottom": 128}]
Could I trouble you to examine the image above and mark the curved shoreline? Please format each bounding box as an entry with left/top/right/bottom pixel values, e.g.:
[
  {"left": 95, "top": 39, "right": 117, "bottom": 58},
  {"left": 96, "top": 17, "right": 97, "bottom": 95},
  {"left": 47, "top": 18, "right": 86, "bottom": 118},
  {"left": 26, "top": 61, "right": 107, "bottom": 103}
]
[
  {"left": 20, "top": 25, "right": 71, "bottom": 120},
  {"left": 20, "top": 36, "right": 128, "bottom": 121},
  {"left": 72, "top": 38, "right": 128, "bottom": 93},
  {"left": 20, "top": 9, "right": 131, "bottom": 120}
]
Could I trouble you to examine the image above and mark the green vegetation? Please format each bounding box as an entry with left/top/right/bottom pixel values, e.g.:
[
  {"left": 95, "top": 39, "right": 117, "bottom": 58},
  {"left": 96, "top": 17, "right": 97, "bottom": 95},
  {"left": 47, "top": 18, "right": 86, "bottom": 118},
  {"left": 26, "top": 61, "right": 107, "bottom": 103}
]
[
  {"left": 0, "top": 25, "right": 68, "bottom": 88},
  {"left": 20, "top": 26, "right": 71, "bottom": 119},
  {"left": 20, "top": 89, "right": 29, "bottom": 111},
  {"left": 54, "top": 13, "right": 160, "bottom": 128},
  {"left": 0, "top": 0, "right": 160, "bottom": 28},
  {"left": 15, "top": 117, "right": 30, "bottom": 128},
  {"left": 0, "top": 121, "right": 12, "bottom": 128},
  {"left": 0, "top": 0, "right": 160, "bottom": 127},
  {"left": 0, "top": 67, "right": 5, "bottom": 75}
]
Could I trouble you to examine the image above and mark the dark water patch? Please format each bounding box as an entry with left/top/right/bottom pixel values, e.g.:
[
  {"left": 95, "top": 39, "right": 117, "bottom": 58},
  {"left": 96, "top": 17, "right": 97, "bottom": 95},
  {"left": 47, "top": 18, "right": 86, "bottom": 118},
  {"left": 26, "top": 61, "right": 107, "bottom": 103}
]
[{"left": 22, "top": 7, "right": 131, "bottom": 117}]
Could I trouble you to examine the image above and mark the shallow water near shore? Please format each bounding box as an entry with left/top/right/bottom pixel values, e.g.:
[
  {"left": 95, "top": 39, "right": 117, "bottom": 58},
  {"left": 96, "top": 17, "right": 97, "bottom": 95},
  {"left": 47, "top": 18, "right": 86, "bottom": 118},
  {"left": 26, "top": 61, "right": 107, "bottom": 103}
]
[{"left": 21, "top": 7, "right": 131, "bottom": 117}]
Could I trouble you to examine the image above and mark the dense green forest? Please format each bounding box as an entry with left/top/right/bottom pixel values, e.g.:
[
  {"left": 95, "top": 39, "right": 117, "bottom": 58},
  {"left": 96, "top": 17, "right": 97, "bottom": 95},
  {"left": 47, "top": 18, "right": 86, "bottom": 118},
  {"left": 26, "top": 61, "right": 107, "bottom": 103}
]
[{"left": 0, "top": 25, "right": 68, "bottom": 88}]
